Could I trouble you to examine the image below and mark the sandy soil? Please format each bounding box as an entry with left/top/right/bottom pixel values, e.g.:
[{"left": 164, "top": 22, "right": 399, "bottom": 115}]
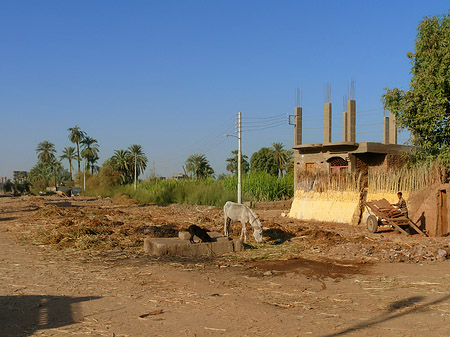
[{"left": 1, "top": 195, "right": 450, "bottom": 337}]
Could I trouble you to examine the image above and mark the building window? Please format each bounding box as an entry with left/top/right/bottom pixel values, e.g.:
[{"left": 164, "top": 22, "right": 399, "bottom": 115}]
[{"left": 328, "top": 157, "right": 348, "bottom": 174}]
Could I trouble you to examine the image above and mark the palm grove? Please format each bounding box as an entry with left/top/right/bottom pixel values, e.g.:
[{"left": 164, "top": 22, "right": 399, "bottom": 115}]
[
  {"left": 27, "top": 125, "right": 149, "bottom": 192},
  {"left": 20, "top": 124, "right": 293, "bottom": 199}
]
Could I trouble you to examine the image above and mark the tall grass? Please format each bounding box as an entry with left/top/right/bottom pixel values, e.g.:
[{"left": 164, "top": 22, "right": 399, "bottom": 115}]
[
  {"left": 224, "top": 171, "right": 293, "bottom": 201},
  {"left": 84, "top": 172, "right": 294, "bottom": 206}
]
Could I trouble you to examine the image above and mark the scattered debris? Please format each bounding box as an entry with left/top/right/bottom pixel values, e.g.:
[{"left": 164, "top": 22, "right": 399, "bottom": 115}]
[
  {"left": 437, "top": 248, "right": 447, "bottom": 258},
  {"left": 138, "top": 309, "right": 164, "bottom": 320},
  {"left": 204, "top": 327, "right": 226, "bottom": 332}
]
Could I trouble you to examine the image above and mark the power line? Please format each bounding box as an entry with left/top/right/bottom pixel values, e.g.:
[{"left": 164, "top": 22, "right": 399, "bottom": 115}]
[
  {"left": 241, "top": 121, "right": 287, "bottom": 131},
  {"left": 153, "top": 117, "right": 236, "bottom": 166},
  {"left": 242, "top": 114, "right": 286, "bottom": 120}
]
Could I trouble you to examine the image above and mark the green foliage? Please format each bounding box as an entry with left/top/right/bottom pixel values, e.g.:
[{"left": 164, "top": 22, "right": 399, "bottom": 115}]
[
  {"left": 224, "top": 171, "right": 294, "bottom": 201},
  {"left": 14, "top": 181, "right": 31, "bottom": 194},
  {"left": 128, "top": 144, "right": 148, "bottom": 179},
  {"left": 382, "top": 13, "right": 450, "bottom": 163},
  {"left": 250, "top": 147, "right": 278, "bottom": 176},
  {"left": 60, "top": 146, "right": 77, "bottom": 180},
  {"left": 36, "top": 141, "right": 56, "bottom": 164},
  {"left": 185, "top": 153, "right": 214, "bottom": 179},
  {"left": 81, "top": 136, "right": 100, "bottom": 174},
  {"left": 68, "top": 125, "right": 86, "bottom": 173},
  {"left": 109, "top": 149, "right": 133, "bottom": 184},
  {"left": 2, "top": 180, "right": 13, "bottom": 193},
  {"left": 28, "top": 160, "right": 71, "bottom": 192},
  {"left": 85, "top": 170, "right": 293, "bottom": 206},
  {"left": 225, "top": 150, "right": 250, "bottom": 174},
  {"left": 86, "top": 178, "right": 236, "bottom": 207},
  {"left": 272, "top": 142, "right": 293, "bottom": 178},
  {"left": 100, "top": 161, "right": 123, "bottom": 186},
  {"left": 104, "top": 145, "right": 148, "bottom": 185}
]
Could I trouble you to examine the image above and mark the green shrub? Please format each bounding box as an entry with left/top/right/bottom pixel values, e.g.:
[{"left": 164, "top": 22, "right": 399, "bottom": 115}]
[
  {"left": 84, "top": 172, "right": 293, "bottom": 206},
  {"left": 224, "top": 171, "right": 293, "bottom": 201}
]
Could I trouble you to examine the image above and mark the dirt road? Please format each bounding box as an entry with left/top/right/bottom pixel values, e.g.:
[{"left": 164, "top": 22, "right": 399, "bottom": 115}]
[{"left": 1, "top": 195, "right": 450, "bottom": 336}]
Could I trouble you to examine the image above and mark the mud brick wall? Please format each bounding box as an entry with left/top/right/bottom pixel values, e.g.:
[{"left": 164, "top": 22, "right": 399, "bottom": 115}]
[
  {"left": 385, "top": 154, "right": 403, "bottom": 169},
  {"left": 355, "top": 153, "right": 386, "bottom": 172}
]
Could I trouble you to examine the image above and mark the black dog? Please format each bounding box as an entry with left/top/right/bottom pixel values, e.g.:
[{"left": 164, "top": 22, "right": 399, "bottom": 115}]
[{"left": 188, "top": 225, "right": 213, "bottom": 244}]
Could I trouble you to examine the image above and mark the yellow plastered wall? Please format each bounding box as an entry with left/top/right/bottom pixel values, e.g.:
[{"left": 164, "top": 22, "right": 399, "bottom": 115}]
[
  {"left": 289, "top": 190, "right": 409, "bottom": 225},
  {"left": 289, "top": 190, "right": 361, "bottom": 223}
]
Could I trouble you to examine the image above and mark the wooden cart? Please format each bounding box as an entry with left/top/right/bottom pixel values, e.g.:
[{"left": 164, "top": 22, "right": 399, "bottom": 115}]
[{"left": 364, "top": 198, "right": 427, "bottom": 236}]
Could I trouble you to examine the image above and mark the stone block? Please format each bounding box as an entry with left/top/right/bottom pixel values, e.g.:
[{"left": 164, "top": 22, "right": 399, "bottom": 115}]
[
  {"left": 178, "top": 231, "right": 191, "bottom": 240},
  {"left": 143, "top": 236, "right": 243, "bottom": 257}
]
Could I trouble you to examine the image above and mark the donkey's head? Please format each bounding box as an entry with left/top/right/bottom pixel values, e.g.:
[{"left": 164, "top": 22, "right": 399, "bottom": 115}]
[
  {"left": 253, "top": 226, "right": 263, "bottom": 243},
  {"left": 250, "top": 216, "right": 263, "bottom": 243}
]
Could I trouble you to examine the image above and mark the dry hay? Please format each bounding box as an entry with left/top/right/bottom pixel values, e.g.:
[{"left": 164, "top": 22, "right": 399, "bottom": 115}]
[
  {"left": 35, "top": 206, "right": 180, "bottom": 251},
  {"left": 37, "top": 205, "right": 70, "bottom": 217},
  {"left": 112, "top": 194, "right": 139, "bottom": 206},
  {"left": 39, "top": 216, "right": 124, "bottom": 250},
  {"left": 24, "top": 199, "right": 450, "bottom": 263}
]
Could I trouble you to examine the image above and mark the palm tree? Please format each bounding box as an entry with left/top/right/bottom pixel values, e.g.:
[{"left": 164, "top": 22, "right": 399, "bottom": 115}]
[
  {"left": 128, "top": 144, "right": 148, "bottom": 189},
  {"left": 28, "top": 161, "right": 52, "bottom": 189},
  {"left": 68, "top": 125, "right": 86, "bottom": 173},
  {"left": 36, "top": 141, "right": 56, "bottom": 164},
  {"left": 80, "top": 136, "right": 99, "bottom": 174},
  {"left": 272, "top": 142, "right": 290, "bottom": 178},
  {"left": 185, "top": 154, "right": 214, "bottom": 179},
  {"left": 283, "top": 150, "right": 294, "bottom": 175},
  {"left": 60, "top": 146, "right": 77, "bottom": 180},
  {"left": 47, "top": 156, "right": 62, "bottom": 188},
  {"left": 225, "top": 150, "right": 249, "bottom": 175},
  {"left": 111, "top": 149, "right": 132, "bottom": 184}
]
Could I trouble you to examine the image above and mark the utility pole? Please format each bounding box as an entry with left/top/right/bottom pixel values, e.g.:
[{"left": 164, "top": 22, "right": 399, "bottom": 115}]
[
  {"left": 134, "top": 153, "right": 137, "bottom": 191},
  {"left": 83, "top": 159, "right": 86, "bottom": 192},
  {"left": 224, "top": 111, "right": 242, "bottom": 204},
  {"left": 237, "top": 111, "right": 242, "bottom": 204}
]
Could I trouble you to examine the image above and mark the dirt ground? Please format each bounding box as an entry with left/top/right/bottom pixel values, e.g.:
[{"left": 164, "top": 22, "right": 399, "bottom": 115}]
[{"left": 1, "top": 195, "right": 450, "bottom": 337}]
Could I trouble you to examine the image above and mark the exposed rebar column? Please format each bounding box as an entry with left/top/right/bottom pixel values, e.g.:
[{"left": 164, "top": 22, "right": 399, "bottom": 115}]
[
  {"left": 389, "top": 111, "right": 397, "bottom": 145},
  {"left": 294, "top": 106, "right": 302, "bottom": 145},
  {"left": 383, "top": 116, "right": 390, "bottom": 144},
  {"left": 347, "top": 99, "right": 356, "bottom": 143},
  {"left": 323, "top": 103, "right": 332, "bottom": 144},
  {"left": 343, "top": 111, "right": 348, "bottom": 142}
]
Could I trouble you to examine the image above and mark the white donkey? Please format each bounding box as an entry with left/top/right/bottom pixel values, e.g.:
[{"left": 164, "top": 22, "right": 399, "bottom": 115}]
[{"left": 223, "top": 201, "right": 263, "bottom": 243}]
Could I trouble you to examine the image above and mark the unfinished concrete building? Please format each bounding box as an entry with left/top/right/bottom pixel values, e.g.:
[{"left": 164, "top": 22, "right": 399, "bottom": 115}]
[
  {"left": 292, "top": 99, "right": 412, "bottom": 188},
  {"left": 289, "top": 96, "right": 415, "bottom": 225}
]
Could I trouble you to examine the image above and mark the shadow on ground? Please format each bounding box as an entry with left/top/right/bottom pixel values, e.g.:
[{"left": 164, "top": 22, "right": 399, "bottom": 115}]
[
  {"left": 321, "top": 294, "right": 450, "bottom": 337},
  {"left": 263, "top": 227, "right": 297, "bottom": 244},
  {"left": 0, "top": 295, "right": 101, "bottom": 337}
]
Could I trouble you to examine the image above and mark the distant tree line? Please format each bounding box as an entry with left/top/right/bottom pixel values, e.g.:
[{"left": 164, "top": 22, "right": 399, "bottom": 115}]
[{"left": 4, "top": 122, "right": 293, "bottom": 195}]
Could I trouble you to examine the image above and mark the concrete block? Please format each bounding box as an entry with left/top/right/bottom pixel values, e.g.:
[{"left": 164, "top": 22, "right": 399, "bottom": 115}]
[
  {"left": 143, "top": 236, "right": 243, "bottom": 257},
  {"left": 178, "top": 231, "right": 191, "bottom": 240},
  {"left": 234, "top": 238, "right": 244, "bottom": 252}
]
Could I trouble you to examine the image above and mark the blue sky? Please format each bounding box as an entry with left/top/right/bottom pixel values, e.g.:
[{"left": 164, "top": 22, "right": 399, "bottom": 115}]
[{"left": 1, "top": 1, "right": 449, "bottom": 179}]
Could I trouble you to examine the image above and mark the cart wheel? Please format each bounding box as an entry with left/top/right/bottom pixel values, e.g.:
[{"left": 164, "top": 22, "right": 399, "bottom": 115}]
[{"left": 367, "top": 215, "right": 379, "bottom": 233}]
